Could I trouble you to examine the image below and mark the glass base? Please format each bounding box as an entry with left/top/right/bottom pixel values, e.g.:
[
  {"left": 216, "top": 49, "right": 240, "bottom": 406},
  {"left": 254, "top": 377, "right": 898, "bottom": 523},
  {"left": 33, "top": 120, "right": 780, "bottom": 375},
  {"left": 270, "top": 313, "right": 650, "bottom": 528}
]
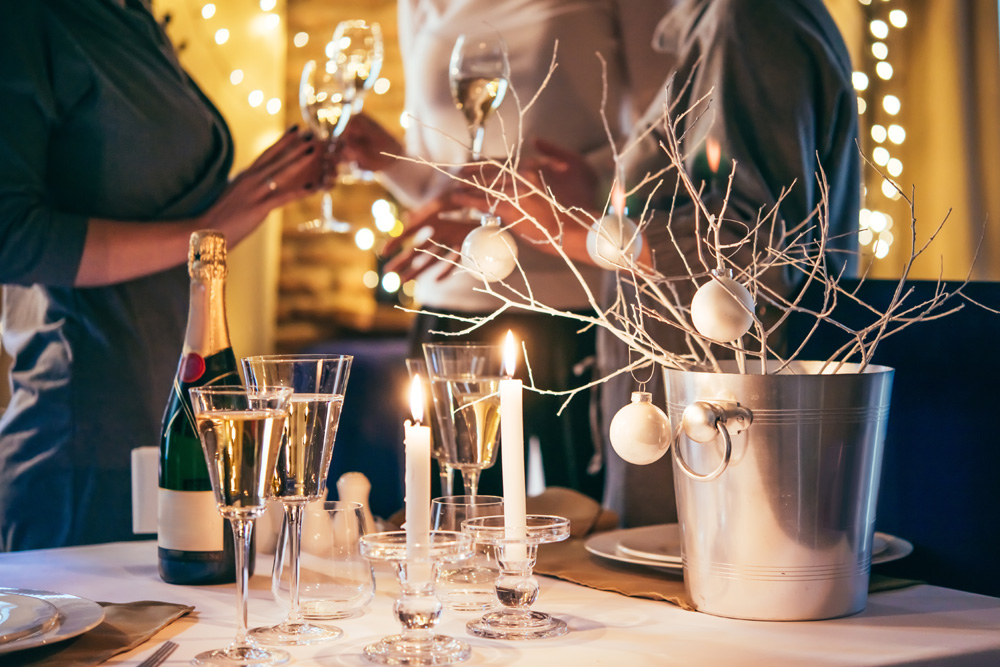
[
  {"left": 192, "top": 645, "right": 290, "bottom": 666},
  {"left": 363, "top": 634, "right": 471, "bottom": 665},
  {"left": 466, "top": 609, "right": 568, "bottom": 640},
  {"left": 249, "top": 620, "right": 343, "bottom": 646}
]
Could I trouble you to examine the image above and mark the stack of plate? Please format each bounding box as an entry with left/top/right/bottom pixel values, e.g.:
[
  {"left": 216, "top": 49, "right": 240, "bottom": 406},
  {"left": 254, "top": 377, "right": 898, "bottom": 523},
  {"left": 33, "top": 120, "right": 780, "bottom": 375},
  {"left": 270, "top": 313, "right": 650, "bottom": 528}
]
[
  {"left": 0, "top": 588, "right": 105, "bottom": 656},
  {"left": 584, "top": 524, "right": 913, "bottom": 571}
]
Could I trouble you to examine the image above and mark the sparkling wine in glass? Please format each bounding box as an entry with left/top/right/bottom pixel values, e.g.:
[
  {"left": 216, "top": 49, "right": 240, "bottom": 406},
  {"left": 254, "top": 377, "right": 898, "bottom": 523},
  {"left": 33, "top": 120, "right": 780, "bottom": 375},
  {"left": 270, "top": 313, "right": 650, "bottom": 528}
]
[
  {"left": 449, "top": 33, "right": 509, "bottom": 161},
  {"left": 189, "top": 386, "right": 293, "bottom": 667},
  {"left": 423, "top": 343, "right": 505, "bottom": 497},
  {"left": 298, "top": 58, "right": 353, "bottom": 234},
  {"left": 242, "top": 354, "right": 353, "bottom": 646}
]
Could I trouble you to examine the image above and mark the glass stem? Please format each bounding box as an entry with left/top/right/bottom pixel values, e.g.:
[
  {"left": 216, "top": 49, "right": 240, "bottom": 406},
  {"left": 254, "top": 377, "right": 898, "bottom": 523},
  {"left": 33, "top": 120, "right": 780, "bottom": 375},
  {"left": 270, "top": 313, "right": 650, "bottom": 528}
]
[
  {"left": 440, "top": 465, "right": 455, "bottom": 496},
  {"left": 470, "top": 125, "right": 486, "bottom": 161},
  {"left": 461, "top": 468, "right": 480, "bottom": 498},
  {"left": 321, "top": 191, "right": 335, "bottom": 224},
  {"left": 284, "top": 501, "right": 307, "bottom": 626},
  {"left": 230, "top": 515, "right": 256, "bottom": 649}
]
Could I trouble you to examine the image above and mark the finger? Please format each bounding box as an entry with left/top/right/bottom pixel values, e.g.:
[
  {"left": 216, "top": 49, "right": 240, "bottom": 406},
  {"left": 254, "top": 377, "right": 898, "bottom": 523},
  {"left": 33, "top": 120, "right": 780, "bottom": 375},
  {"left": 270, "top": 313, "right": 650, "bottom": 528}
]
[{"left": 532, "top": 137, "right": 578, "bottom": 167}]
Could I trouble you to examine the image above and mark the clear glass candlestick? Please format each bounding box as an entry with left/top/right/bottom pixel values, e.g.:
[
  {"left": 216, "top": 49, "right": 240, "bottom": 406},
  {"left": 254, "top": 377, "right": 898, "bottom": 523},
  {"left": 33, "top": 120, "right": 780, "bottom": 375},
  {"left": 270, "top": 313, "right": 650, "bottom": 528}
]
[
  {"left": 360, "top": 530, "right": 473, "bottom": 665},
  {"left": 462, "top": 515, "right": 570, "bottom": 640}
]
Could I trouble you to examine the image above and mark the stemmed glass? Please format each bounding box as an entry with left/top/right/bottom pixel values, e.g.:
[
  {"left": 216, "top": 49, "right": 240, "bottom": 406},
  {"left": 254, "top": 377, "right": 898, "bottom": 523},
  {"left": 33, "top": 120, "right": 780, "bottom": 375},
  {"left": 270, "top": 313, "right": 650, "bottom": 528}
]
[
  {"left": 406, "top": 358, "right": 456, "bottom": 495},
  {"left": 449, "top": 32, "right": 509, "bottom": 161},
  {"left": 298, "top": 58, "right": 354, "bottom": 234},
  {"left": 423, "top": 343, "right": 505, "bottom": 498},
  {"left": 242, "top": 354, "right": 353, "bottom": 646},
  {"left": 189, "top": 386, "right": 293, "bottom": 667},
  {"left": 331, "top": 19, "right": 383, "bottom": 184}
]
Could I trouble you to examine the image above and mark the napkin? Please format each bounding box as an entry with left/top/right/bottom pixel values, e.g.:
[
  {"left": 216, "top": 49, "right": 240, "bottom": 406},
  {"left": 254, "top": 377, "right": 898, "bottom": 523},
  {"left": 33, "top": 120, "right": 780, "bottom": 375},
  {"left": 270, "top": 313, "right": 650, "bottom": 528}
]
[
  {"left": 7, "top": 600, "right": 192, "bottom": 666},
  {"left": 527, "top": 487, "right": 922, "bottom": 610}
]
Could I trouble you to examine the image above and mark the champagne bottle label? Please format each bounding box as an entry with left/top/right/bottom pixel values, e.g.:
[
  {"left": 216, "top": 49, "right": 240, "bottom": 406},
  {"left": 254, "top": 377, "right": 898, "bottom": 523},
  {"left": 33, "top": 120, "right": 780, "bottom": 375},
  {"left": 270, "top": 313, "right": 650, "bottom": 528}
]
[{"left": 157, "top": 489, "right": 224, "bottom": 551}]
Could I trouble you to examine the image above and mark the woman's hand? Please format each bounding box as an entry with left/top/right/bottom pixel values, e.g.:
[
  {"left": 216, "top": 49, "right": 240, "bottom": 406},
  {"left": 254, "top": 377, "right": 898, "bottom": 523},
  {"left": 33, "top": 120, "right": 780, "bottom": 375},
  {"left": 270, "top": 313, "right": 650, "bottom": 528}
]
[{"left": 336, "top": 112, "right": 405, "bottom": 173}]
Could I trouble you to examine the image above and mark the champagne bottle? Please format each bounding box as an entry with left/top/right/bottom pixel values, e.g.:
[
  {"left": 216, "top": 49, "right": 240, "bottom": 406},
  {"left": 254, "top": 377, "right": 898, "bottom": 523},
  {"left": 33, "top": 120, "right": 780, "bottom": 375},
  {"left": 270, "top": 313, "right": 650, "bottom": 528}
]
[{"left": 157, "top": 230, "right": 249, "bottom": 584}]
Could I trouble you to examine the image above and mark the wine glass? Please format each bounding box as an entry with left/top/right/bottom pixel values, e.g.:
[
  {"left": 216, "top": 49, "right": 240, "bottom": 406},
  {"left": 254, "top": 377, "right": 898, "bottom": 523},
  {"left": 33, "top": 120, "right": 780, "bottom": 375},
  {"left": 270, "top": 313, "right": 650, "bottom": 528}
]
[
  {"left": 330, "top": 19, "right": 383, "bottom": 184},
  {"left": 298, "top": 58, "right": 354, "bottom": 234},
  {"left": 422, "top": 342, "right": 505, "bottom": 498},
  {"left": 241, "top": 354, "right": 353, "bottom": 646},
  {"left": 406, "top": 358, "right": 456, "bottom": 495},
  {"left": 432, "top": 494, "right": 504, "bottom": 610},
  {"left": 189, "top": 386, "right": 293, "bottom": 667},
  {"left": 449, "top": 32, "right": 509, "bottom": 162}
]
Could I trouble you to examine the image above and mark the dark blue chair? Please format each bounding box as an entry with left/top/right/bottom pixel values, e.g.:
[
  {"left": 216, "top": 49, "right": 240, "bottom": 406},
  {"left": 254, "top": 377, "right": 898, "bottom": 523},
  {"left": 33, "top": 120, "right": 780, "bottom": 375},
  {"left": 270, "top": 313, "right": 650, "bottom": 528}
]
[{"left": 787, "top": 279, "right": 1000, "bottom": 597}]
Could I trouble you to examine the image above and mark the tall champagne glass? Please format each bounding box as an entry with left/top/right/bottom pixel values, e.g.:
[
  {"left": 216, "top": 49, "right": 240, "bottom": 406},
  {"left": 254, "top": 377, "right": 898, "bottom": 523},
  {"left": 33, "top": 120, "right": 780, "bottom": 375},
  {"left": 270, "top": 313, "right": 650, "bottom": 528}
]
[
  {"left": 406, "top": 357, "right": 456, "bottom": 495},
  {"left": 331, "top": 19, "right": 383, "bottom": 183},
  {"left": 242, "top": 354, "right": 353, "bottom": 645},
  {"left": 189, "top": 386, "right": 293, "bottom": 667},
  {"left": 449, "top": 33, "right": 509, "bottom": 161},
  {"left": 423, "top": 343, "right": 505, "bottom": 497},
  {"left": 298, "top": 58, "right": 353, "bottom": 234}
]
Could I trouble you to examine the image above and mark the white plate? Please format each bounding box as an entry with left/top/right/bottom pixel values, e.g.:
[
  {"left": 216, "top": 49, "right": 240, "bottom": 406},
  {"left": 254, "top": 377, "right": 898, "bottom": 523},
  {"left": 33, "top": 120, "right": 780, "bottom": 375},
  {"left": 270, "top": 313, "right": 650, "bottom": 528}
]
[
  {"left": 586, "top": 524, "right": 913, "bottom": 571},
  {"left": 0, "top": 588, "right": 105, "bottom": 656},
  {"left": 0, "top": 592, "right": 59, "bottom": 644}
]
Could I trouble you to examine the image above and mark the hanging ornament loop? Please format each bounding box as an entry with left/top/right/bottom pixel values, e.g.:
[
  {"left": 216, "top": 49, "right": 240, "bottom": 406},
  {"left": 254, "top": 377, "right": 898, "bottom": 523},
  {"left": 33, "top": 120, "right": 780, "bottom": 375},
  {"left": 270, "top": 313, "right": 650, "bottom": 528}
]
[{"left": 676, "top": 400, "right": 753, "bottom": 481}]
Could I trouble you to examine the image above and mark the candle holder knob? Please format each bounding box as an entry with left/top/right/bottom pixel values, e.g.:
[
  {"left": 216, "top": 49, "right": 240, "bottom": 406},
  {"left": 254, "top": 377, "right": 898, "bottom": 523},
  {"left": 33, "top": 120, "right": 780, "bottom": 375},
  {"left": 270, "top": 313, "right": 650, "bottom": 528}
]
[{"left": 462, "top": 515, "right": 570, "bottom": 640}]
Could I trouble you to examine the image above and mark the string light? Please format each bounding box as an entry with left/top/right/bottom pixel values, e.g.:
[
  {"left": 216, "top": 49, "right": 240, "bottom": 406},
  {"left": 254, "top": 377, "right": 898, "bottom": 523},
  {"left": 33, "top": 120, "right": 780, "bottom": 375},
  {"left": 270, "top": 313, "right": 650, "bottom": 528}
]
[{"left": 381, "top": 271, "right": 402, "bottom": 294}]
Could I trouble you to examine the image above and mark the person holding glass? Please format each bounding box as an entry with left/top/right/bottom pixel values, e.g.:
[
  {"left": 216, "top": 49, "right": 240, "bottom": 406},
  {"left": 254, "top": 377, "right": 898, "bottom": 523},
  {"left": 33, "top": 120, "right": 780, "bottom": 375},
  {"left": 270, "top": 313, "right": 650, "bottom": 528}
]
[
  {"left": 336, "top": 0, "right": 675, "bottom": 500},
  {"left": 0, "top": 1, "right": 330, "bottom": 551}
]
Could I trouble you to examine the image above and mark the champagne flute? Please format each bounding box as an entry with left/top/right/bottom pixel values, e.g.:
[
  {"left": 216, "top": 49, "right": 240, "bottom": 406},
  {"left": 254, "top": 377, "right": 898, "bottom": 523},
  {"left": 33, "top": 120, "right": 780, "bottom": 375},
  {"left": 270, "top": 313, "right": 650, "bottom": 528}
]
[
  {"left": 189, "top": 386, "right": 293, "bottom": 667},
  {"left": 449, "top": 32, "right": 509, "bottom": 162},
  {"left": 298, "top": 58, "right": 353, "bottom": 234},
  {"left": 406, "top": 357, "right": 456, "bottom": 495},
  {"left": 242, "top": 354, "right": 353, "bottom": 646},
  {"left": 423, "top": 343, "right": 505, "bottom": 498},
  {"left": 330, "top": 19, "right": 383, "bottom": 184}
]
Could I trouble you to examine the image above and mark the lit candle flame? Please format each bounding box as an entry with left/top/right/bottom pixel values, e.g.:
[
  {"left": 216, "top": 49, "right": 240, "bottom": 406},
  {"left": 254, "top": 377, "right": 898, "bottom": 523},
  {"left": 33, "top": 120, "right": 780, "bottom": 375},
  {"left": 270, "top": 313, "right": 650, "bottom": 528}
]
[
  {"left": 409, "top": 373, "right": 424, "bottom": 424},
  {"left": 706, "top": 137, "right": 721, "bottom": 174},
  {"left": 503, "top": 330, "right": 517, "bottom": 378}
]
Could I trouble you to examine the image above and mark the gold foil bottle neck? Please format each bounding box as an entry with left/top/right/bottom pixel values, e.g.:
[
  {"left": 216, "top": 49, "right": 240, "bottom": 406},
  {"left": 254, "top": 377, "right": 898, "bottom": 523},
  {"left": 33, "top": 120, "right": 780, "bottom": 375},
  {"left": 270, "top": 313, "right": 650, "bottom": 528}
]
[{"left": 189, "top": 230, "right": 228, "bottom": 279}]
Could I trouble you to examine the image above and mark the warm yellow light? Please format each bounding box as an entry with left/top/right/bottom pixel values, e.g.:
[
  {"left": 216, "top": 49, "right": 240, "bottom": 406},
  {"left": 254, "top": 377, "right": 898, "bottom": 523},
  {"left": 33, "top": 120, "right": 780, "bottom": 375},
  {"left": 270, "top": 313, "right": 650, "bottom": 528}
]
[
  {"left": 887, "top": 158, "right": 902, "bottom": 177},
  {"left": 859, "top": 228, "right": 874, "bottom": 246},
  {"left": 355, "top": 228, "right": 375, "bottom": 250},
  {"left": 889, "top": 9, "right": 908, "bottom": 28},
  {"left": 381, "top": 271, "right": 401, "bottom": 293},
  {"left": 882, "top": 95, "right": 901, "bottom": 115},
  {"left": 876, "top": 62, "right": 893, "bottom": 80},
  {"left": 293, "top": 32, "right": 309, "bottom": 48},
  {"left": 262, "top": 13, "right": 280, "bottom": 30},
  {"left": 325, "top": 41, "right": 337, "bottom": 59},
  {"left": 230, "top": 69, "right": 244, "bottom": 85},
  {"left": 881, "top": 180, "right": 899, "bottom": 199},
  {"left": 389, "top": 220, "right": 405, "bottom": 237},
  {"left": 202, "top": 4, "right": 216, "bottom": 19},
  {"left": 402, "top": 280, "right": 417, "bottom": 297},
  {"left": 872, "top": 42, "right": 888, "bottom": 60},
  {"left": 260, "top": 0, "right": 277, "bottom": 10},
  {"left": 870, "top": 20, "right": 889, "bottom": 39},
  {"left": 859, "top": 0, "right": 871, "bottom": 5},
  {"left": 266, "top": 98, "right": 282, "bottom": 115},
  {"left": 215, "top": 28, "right": 230, "bottom": 45},
  {"left": 400, "top": 111, "right": 411, "bottom": 129},
  {"left": 888, "top": 124, "right": 906, "bottom": 144},
  {"left": 248, "top": 90, "right": 264, "bottom": 107},
  {"left": 852, "top": 71, "right": 869, "bottom": 91},
  {"left": 362, "top": 270, "right": 380, "bottom": 289},
  {"left": 859, "top": 208, "right": 871, "bottom": 228},
  {"left": 871, "top": 125, "right": 887, "bottom": 143},
  {"left": 873, "top": 146, "right": 890, "bottom": 166},
  {"left": 373, "top": 78, "right": 391, "bottom": 95},
  {"left": 873, "top": 238, "right": 891, "bottom": 259},
  {"left": 869, "top": 211, "right": 887, "bottom": 233},
  {"left": 857, "top": 98, "right": 867, "bottom": 115}
]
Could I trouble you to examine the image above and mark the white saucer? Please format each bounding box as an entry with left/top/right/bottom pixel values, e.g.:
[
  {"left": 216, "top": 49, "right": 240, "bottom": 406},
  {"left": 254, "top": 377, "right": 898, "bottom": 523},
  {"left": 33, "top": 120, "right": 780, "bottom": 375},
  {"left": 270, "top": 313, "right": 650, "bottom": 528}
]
[
  {"left": 0, "top": 592, "right": 59, "bottom": 644},
  {"left": 586, "top": 524, "right": 914, "bottom": 571},
  {"left": 0, "top": 588, "right": 105, "bottom": 655}
]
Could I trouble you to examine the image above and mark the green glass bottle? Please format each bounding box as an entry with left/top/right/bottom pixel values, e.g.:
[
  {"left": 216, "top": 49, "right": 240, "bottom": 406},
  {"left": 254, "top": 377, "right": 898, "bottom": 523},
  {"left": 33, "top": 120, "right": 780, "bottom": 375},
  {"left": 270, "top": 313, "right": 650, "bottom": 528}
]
[{"left": 157, "top": 230, "right": 249, "bottom": 584}]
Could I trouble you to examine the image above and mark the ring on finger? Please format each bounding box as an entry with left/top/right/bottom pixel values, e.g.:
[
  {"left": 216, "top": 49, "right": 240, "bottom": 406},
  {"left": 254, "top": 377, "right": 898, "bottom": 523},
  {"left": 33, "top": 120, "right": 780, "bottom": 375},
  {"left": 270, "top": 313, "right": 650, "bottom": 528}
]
[{"left": 267, "top": 179, "right": 278, "bottom": 191}]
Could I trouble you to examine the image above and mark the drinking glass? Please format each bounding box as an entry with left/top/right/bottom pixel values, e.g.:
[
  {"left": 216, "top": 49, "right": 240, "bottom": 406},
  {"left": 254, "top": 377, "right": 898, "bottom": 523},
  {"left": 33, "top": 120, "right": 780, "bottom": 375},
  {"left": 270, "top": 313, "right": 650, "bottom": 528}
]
[
  {"left": 298, "top": 58, "right": 354, "bottom": 234},
  {"left": 406, "top": 358, "right": 456, "bottom": 495},
  {"left": 272, "top": 501, "right": 374, "bottom": 620},
  {"left": 422, "top": 342, "right": 505, "bottom": 497},
  {"left": 432, "top": 495, "right": 504, "bottom": 611},
  {"left": 330, "top": 19, "right": 383, "bottom": 184},
  {"left": 189, "top": 386, "right": 293, "bottom": 667},
  {"left": 449, "top": 32, "right": 509, "bottom": 161},
  {"left": 242, "top": 354, "right": 353, "bottom": 645}
]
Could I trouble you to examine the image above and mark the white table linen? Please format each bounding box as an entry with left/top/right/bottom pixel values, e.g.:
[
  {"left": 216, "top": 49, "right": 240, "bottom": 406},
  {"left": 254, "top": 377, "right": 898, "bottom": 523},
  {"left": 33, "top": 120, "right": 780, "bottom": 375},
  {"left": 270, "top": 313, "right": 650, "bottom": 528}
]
[{"left": 1, "top": 541, "right": 999, "bottom": 666}]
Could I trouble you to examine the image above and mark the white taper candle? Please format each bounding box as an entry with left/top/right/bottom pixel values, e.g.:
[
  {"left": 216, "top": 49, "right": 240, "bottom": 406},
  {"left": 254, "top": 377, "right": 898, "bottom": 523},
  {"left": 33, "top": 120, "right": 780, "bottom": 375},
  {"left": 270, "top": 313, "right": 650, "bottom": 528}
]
[
  {"left": 405, "top": 374, "right": 431, "bottom": 561},
  {"left": 500, "top": 331, "right": 528, "bottom": 561}
]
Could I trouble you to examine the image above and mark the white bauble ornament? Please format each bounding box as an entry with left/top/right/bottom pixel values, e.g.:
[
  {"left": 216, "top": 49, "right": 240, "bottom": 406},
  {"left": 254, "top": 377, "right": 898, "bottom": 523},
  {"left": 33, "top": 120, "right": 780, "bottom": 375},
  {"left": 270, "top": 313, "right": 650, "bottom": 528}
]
[
  {"left": 586, "top": 213, "right": 642, "bottom": 270},
  {"left": 461, "top": 215, "right": 518, "bottom": 282},
  {"left": 609, "top": 391, "right": 672, "bottom": 465},
  {"left": 690, "top": 272, "right": 755, "bottom": 342}
]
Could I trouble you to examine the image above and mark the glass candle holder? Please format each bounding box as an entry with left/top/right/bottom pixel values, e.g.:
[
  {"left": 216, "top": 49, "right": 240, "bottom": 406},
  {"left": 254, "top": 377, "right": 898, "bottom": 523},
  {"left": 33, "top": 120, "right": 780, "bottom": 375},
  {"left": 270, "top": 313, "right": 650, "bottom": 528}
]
[
  {"left": 360, "top": 530, "right": 473, "bottom": 665},
  {"left": 461, "top": 515, "right": 570, "bottom": 640}
]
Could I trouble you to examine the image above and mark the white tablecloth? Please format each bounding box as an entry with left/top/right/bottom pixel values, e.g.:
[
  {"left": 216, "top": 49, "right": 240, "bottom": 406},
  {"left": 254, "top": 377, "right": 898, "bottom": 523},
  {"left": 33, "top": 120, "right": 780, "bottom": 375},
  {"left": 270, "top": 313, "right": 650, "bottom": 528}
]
[{"left": 1, "top": 541, "right": 999, "bottom": 666}]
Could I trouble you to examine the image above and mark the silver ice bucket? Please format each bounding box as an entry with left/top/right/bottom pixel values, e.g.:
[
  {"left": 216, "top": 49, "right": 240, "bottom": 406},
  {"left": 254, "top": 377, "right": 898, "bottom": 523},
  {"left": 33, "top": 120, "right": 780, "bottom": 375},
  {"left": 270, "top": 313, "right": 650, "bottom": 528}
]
[{"left": 665, "top": 360, "right": 894, "bottom": 621}]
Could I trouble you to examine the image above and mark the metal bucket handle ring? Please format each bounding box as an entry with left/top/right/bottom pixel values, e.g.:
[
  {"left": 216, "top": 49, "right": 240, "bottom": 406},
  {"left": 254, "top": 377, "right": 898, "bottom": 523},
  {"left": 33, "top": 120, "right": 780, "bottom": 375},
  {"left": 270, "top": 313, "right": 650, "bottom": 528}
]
[{"left": 674, "top": 401, "right": 753, "bottom": 482}]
